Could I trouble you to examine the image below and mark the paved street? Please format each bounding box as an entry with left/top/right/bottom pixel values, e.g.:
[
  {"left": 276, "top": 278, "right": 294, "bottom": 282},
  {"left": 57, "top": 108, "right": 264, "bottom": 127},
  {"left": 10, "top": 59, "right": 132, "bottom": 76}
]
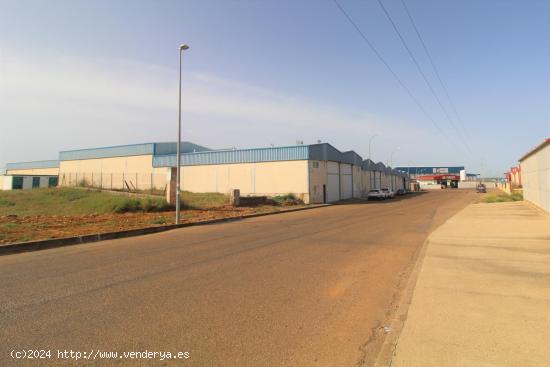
[{"left": 1, "top": 190, "right": 476, "bottom": 366}]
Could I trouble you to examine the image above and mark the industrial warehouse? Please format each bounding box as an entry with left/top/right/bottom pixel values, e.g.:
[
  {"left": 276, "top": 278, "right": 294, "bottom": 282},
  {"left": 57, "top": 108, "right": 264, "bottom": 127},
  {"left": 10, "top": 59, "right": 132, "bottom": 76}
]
[
  {"left": 1, "top": 141, "right": 411, "bottom": 203},
  {"left": 395, "top": 165, "right": 479, "bottom": 189}
]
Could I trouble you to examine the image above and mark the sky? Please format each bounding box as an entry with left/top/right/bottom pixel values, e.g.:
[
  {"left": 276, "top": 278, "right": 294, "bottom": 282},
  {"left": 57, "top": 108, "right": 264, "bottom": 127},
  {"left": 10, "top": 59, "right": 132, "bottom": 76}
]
[{"left": 1, "top": 0, "right": 549, "bottom": 176}]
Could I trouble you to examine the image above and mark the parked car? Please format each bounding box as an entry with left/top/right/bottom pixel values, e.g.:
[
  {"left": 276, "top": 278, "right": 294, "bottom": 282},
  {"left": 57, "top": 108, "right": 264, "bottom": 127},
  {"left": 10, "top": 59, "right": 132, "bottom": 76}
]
[
  {"left": 395, "top": 189, "right": 406, "bottom": 196},
  {"left": 476, "top": 183, "right": 487, "bottom": 193},
  {"left": 380, "top": 188, "right": 394, "bottom": 199},
  {"left": 368, "top": 189, "right": 385, "bottom": 200}
]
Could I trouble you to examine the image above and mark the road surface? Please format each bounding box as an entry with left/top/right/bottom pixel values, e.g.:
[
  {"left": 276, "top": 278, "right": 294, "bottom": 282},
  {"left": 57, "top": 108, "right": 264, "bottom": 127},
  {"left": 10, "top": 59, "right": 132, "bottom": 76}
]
[{"left": 1, "top": 190, "right": 476, "bottom": 366}]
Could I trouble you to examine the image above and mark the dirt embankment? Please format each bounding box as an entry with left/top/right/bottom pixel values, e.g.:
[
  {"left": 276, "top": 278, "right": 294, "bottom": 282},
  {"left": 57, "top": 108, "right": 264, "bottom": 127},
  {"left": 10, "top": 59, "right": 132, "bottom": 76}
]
[{"left": 0, "top": 205, "right": 302, "bottom": 244}]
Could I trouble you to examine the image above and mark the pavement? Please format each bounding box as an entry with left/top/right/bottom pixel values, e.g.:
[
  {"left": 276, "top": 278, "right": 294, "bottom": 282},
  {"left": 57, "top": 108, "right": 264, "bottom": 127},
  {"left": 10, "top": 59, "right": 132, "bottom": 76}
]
[
  {"left": 0, "top": 190, "right": 476, "bottom": 366},
  {"left": 389, "top": 200, "right": 550, "bottom": 367}
]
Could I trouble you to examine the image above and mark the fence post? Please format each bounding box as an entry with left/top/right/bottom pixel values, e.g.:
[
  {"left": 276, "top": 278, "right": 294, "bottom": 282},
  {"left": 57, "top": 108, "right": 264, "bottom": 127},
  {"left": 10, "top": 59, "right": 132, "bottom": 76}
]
[
  {"left": 110, "top": 173, "right": 113, "bottom": 190},
  {"left": 136, "top": 173, "right": 138, "bottom": 191},
  {"left": 91, "top": 172, "right": 94, "bottom": 188}
]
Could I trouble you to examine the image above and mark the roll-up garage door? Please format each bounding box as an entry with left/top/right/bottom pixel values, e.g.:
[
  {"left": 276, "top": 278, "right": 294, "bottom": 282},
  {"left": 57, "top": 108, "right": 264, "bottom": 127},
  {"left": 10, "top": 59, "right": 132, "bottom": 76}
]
[
  {"left": 327, "top": 161, "right": 340, "bottom": 202},
  {"left": 341, "top": 164, "right": 353, "bottom": 199}
]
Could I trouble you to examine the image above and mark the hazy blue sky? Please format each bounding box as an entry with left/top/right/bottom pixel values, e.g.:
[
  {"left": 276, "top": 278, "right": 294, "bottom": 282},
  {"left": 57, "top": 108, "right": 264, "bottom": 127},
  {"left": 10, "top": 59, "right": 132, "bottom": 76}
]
[{"left": 1, "top": 0, "right": 549, "bottom": 176}]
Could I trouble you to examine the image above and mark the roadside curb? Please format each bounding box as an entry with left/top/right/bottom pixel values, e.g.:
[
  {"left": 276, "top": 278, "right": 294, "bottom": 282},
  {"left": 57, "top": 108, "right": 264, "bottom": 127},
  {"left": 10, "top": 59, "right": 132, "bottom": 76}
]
[{"left": 0, "top": 204, "right": 331, "bottom": 256}]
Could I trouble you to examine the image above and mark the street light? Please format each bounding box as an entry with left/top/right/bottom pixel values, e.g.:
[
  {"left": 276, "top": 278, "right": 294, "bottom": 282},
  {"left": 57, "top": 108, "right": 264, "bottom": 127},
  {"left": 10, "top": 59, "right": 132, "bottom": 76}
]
[
  {"left": 176, "top": 43, "right": 189, "bottom": 225},
  {"left": 368, "top": 134, "right": 377, "bottom": 161}
]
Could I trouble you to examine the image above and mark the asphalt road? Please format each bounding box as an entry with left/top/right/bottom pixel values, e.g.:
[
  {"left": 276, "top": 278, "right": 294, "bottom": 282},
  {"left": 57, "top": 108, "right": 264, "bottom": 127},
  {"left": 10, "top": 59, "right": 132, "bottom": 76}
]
[{"left": 0, "top": 190, "right": 476, "bottom": 366}]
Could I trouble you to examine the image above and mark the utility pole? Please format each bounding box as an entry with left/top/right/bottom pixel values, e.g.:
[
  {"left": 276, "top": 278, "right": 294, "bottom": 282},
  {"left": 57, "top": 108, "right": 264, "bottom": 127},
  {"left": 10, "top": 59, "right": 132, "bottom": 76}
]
[{"left": 176, "top": 43, "right": 190, "bottom": 224}]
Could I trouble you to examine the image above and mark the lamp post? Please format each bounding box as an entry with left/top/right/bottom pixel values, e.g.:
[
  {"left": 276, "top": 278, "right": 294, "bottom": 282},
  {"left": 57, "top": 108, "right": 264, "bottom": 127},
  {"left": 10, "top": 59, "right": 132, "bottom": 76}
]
[{"left": 176, "top": 43, "right": 189, "bottom": 225}]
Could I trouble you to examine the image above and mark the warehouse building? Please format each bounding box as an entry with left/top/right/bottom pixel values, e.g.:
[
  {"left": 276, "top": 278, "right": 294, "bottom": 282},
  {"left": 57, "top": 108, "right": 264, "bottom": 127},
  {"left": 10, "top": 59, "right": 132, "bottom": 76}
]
[
  {"left": 395, "top": 166, "right": 466, "bottom": 189},
  {"left": 519, "top": 138, "right": 550, "bottom": 213},
  {"left": 3, "top": 141, "right": 410, "bottom": 203},
  {"left": 1, "top": 160, "right": 59, "bottom": 190},
  {"left": 57, "top": 142, "right": 209, "bottom": 190},
  {"left": 152, "top": 142, "right": 408, "bottom": 203}
]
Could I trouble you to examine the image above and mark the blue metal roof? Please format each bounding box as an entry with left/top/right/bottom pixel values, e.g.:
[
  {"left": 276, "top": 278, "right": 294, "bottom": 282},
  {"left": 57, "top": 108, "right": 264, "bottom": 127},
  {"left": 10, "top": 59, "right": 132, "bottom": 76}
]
[
  {"left": 6, "top": 160, "right": 59, "bottom": 170},
  {"left": 59, "top": 142, "right": 210, "bottom": 161},
  {"left": 152, "top": 143, "right": 371, "bottom": 167},
  {"left": 361, "top": 159, "right": 376, "bottom": 170},
  {"left": 52, "top": 140, "right": 409, "bottom": 178},
  {"left": 153, "top": 142, "right": 211, "bottom": 156},
  {"left": 375, "top": 162, "right": 387, "bottom": 171},
  {"left": 342, "top": 151, "right": 363, "bottom": 166},
  {"left": 308, "top": 143, "right": 346, "bottom": 162},
  {"left": 154, "top": 145, "right": 309, "bottom": 167}
]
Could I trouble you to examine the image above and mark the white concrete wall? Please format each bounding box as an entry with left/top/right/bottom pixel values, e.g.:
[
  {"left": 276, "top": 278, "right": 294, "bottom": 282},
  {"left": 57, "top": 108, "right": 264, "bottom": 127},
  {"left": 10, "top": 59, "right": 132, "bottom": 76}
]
[
  {"left": 39, "top": 177, "right": 50, "bottom": 188},
  {"left": 521, "top": 143, "right": 550, "bottom": 212},
  {"left": 308, "top": 160, "right": 328, "bottom": 204},
  {"left": 420, "top": 181, "right": 442, "bottom": 190},
  {"left": 0, "top": 176, "right": 10, "bottom": 190},
  {"left": 21, "top": 177, "right": 32, "bottom": 189},
  {"left": 352, "top": 165, "right": 362, "bottom": 198},
  {"left": 326, "top": 161, "right": 340, "bottom": 203},
  {"left": 340, "top": 163, "right": 353, "bottom": 200},
  {"left": 180, "top": 160, "right": 311, "bottom": 203},
  {"left": 59, "top": 155, "right": 165, "bottom": 190}
]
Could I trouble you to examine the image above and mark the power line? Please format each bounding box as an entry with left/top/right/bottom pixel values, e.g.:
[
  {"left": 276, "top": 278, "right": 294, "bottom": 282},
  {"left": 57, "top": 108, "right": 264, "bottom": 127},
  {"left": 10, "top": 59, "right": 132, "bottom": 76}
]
[
  {"left": 375, "top": 0, "right": 473, "bottom": 156},
  {"left": 331, "top": 0, "right": 461, "bottom": 152},
  {"left": 399, "top": 0, "right": 471, "bottom": 141}
]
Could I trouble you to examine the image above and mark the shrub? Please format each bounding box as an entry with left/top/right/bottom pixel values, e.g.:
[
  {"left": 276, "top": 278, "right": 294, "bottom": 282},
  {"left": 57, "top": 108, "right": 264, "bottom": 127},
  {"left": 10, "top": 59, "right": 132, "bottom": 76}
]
[
  {"left": 142, "top": 197, "right": 171, "bottom": 212},
  {"left": 0, "top": 198, "right": 15, "bottom": 206},
  {"left": 112, "top": 198, "right": 142, "bottom": 213},
  {"left": 151, "top": 217, "right": 168, "bottom": 225},
  {"left": 481, "top": 192, "right": 523, "bottom": 203},
  {"left": 55, "top": 188, "right": 88, "bottom": 202},
  {"left": 77, "top": 178, "right": 91, "bottom": 188},
  {"left": 272, "top": 193, "right": 303, "bottom": 206}
]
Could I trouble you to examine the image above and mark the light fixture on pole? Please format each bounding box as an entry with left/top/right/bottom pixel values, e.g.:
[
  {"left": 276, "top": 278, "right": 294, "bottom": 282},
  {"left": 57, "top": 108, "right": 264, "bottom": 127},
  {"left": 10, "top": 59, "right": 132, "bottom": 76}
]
[{"left": 176, "top": 43, "right": 189, "bottom": 224}]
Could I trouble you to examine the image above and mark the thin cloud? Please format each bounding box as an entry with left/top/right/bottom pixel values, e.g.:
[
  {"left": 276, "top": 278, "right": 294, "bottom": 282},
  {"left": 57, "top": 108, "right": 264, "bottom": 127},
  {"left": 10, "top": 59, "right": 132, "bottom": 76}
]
[{"left": 0, "top": 49, "right": 439, "bottom": 166}]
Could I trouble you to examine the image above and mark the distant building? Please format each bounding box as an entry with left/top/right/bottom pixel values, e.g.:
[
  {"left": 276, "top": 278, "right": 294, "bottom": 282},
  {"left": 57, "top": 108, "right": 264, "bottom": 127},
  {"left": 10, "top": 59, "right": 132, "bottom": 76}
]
[
  {"left": 1, "top": 160, "right": 59, "bottom": 190},
  {"left": 2, "top": 141, "right": 410, "bottom": 203},
  {"left": 395, "top": 166, "right": 466, "bottom": 189}
]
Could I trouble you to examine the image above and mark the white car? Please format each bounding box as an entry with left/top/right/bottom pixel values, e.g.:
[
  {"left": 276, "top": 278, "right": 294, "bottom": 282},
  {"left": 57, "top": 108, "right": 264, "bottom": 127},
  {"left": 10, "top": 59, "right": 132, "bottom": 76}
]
[
  {"left": 380, "top": 188, "right": 394, "bottom": 199},
  {"left": 368, "top": 189, "right": 385, "bottom": 200}
]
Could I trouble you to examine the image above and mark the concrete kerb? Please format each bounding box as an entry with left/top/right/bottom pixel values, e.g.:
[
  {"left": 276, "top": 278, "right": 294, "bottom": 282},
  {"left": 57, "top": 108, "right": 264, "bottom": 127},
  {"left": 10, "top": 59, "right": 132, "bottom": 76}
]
[{"left": 0, "top": 204, "right": 331, "bottom": 256}]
